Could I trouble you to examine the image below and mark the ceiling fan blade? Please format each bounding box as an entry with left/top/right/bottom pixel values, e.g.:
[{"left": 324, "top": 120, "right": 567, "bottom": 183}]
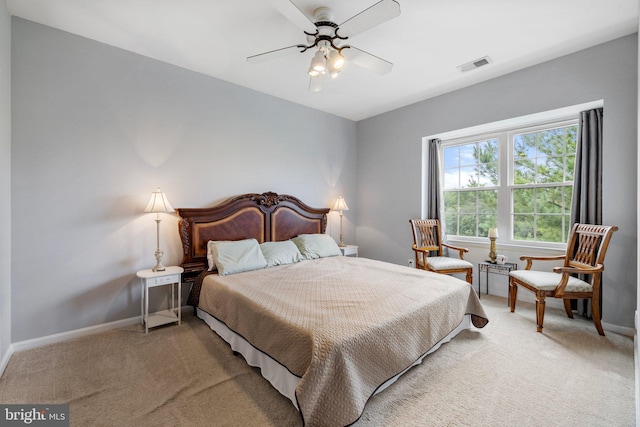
[
  {"left": 309, "top": 74, "right": 325, "bottom": 92},
  {"left": 270, "top": 0, "right": 316, "bottom": 32},
  {"left": 342, "top": 46, "right": 393, "bottom": 75},
  {"left": 339, "top": 0, "right": 401, "bottom": 38},
  {"left": 247, "top": 45, "right": 302, "bottom": 64}
]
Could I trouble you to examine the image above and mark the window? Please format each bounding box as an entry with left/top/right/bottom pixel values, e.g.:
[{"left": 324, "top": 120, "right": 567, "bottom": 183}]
[{"left": 441, "top": 119, "right": 578, "bottom": 245}]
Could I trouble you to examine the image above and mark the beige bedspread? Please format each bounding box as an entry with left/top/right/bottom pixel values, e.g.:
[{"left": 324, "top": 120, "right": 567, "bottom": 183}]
[{"left": 198, "top": 256, "right": 488, "bottom": 427}]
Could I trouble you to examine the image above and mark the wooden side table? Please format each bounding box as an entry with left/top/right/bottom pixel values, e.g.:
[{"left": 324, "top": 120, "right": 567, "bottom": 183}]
[
  {"left": 339, "top": 245, "right": 359, "bottom": 257},
  {"left": 477, "top": 261, "right": 517, "bottom": 299},
  {"left": 136, "top": 266, "right": 183, "bottom": 333}
]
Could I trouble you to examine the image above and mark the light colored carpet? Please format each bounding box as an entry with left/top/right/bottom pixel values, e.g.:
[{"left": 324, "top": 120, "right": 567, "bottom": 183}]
[{"left": 0, "top": 295, "right": 634, "bottom": 426}]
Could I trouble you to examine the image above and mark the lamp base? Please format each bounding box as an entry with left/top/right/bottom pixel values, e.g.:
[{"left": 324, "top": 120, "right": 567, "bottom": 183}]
[
  {"left": 152, "top": 248, "right": 166, "bottom": 272},
  {"left": 488, "top": 237, "right": 497, "bottom": 264},
  {"left": 338, "top": 242, "right": 346, "bottom": 247}
]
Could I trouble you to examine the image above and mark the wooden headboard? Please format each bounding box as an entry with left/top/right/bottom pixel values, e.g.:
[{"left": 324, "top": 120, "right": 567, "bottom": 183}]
[{"left": 175, "top": 191, "right": 329, "bottom": 280}]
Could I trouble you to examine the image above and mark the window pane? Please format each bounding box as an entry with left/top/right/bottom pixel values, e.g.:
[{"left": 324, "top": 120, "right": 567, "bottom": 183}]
[
  {"left": 459, "top": 166, "right": 476, "bottom": 188},
  {"left": 459, "top": 215, "right": 476, "bottom": 236},
  {"left": 564, "top": 216, "right": 572, "bottom": 241},
  {"left": 536, "top": 215, "right": 563, "bottom": 243},
  {"left": 459, "top": 145, "right": 475, "bottom": 167},
  {"left": 514, "top": 134, "right": 536, "bottom": 159},
  {"left": 476, "top": 139, "right": 499, "bottom": 186},
  {"left": 478, "top": 162, "right": 498, "bottom": 186},
  {"left": 563, "top": 186, "right": 573, "bottom": 213},
  {"left": 536, "top": 187, "right": 563, "bottom": 213},
  {"left": 478, "top": 214, "right": 496, "bottom": 238},
  {"left": 444, "top": 168, "right": 459, "bottom": 189},
  {"left": 513, "top": 188, "right": 534, "bottom": 214},
  {"left": 566, "top": 155, "right": 575, "bottom": 181},
  {"left": 539, "top": 127, "right": 565, "bottom": 157},
  {"left": 513, "top": 215, "right": 535, "bottom": 240},
  {"left": 514, "top": 159, "right": 535, "bottom": 184},
  {"left": 477, "top": 190, "right": 497, "bottom": 213},
  {"left": 458, "top": 191, "right": 477, "bottom": 213},
  {"left": 443, "top": 192, "right": 458, "bottom": 213},
  {"left": 445, "top": 214, "right": 458, "bottom": 235},
  {"left": 443, "top": 146, "right": 459, "bottom": 168},
  {"left": 538, "top": 156, "right": 567, "bottom": 184}
]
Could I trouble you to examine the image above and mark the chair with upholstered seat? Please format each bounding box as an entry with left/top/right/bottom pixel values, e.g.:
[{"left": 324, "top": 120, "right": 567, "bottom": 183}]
[
  {"left": 509, "top": 223, "right": 618, "bottom": 335},
  {"left": 409, "top": 219, "right": 473, "bottom": 284}
]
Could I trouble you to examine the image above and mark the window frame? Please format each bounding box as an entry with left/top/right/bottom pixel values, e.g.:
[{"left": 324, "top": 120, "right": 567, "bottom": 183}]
[{"left": 439, "top": 118, "right": 578, "bottom": 250}]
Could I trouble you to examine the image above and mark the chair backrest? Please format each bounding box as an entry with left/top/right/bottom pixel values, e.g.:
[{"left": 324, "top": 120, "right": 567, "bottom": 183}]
[
  {"left": 565, "top": 223, "right": 618, "bottom": 269},
  {"left": 409, "top": 219, "right": 443, "bottom": 255}
]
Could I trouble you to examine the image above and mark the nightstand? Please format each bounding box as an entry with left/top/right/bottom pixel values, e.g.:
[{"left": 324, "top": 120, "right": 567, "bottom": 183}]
[
  {"left": 339, "top": 245, "right": 359, "bottom": 257},
  {"left": 477, "top": 261, "right": 517, "bottom": 300},
  {"left": 137, "top": 266, "right": 184, "bottom": 333}
]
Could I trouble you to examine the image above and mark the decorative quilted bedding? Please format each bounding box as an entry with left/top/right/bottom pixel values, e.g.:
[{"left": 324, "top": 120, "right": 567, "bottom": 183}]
[{"left": 197, "top": 256, "right": 488, "bottom": 426}]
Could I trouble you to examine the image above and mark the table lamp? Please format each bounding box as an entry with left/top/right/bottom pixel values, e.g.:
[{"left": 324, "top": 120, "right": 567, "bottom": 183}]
[
  {"left": 488, "top": 228, "right": 498, "bottom": 263},
  {"left": 145, "top": 188, "right": 175, "bottom": 271},
  {"left": 332, "top": 196, "right": 349, "bottom": 247}
]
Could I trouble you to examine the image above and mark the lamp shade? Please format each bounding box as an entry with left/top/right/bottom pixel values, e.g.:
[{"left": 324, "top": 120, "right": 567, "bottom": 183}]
[
  {"left": 332, "top": 196, "right": 349, "bottom": 212},
  {"left": 144, "top": 188, "right": 175, "bottom": 213}
]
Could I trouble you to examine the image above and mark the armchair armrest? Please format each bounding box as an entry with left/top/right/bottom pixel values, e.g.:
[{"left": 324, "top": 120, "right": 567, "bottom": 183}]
[
  {"left": 411, "top": 244, "right": 429, "bottom": 254},
  {"left": 520, "top": 254, "right": 565, "bottom": 270},
  {"left": 551, "top": 264, "right": 603, "bottom": 297},
  {"left": 552, "top": 264, "right": 604, "bottom": 275},
  {"left": 443, "top": 242, "right": 469, "bottom": 260}
]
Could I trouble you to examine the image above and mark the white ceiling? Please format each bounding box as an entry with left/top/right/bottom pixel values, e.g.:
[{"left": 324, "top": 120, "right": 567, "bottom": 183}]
[{"left": 7, "top": 0, "right": 639, "bottom": 121}]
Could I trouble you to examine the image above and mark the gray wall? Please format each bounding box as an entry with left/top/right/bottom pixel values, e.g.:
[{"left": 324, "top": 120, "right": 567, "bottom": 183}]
[
  {"left": 0, "top": 1, "right": 11, "bottom": 360},
  {"left": 11, "top": 18, "right": 357, "bottom": 342},
  {"left": 357, "top": 34, "right": 638, "bottom": 329}
]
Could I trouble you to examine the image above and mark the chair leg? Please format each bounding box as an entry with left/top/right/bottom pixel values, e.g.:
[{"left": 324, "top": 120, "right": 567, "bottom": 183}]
[
  {"left": 465, "top": 269, "right": 472, "bottom": 285},
  {"left": 591, "top": 297, "right": 605, "bottom": 336},
  {"left": 509, "top": 280, "right": 518, "bottom": 312},
  {"left": 563, "top": 299, "right": 574, "bottom": 319},
  {"left": 535, "top": 293, "right": 546, "bottom": 333}
]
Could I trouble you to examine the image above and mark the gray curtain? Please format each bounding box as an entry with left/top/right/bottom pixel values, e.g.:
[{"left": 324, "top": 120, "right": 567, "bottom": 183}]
[
  {"left": 570, "top": 107, "right": 603, "bottom": 317},
  {"left": 427, "top": 138, "right": 446, "bottom": 255},
  {"left": 427, "top": 138, "right": 442, "bottom": 220},
  {"left": 571, "top": 108, "right": 603, "bottom": 225}
]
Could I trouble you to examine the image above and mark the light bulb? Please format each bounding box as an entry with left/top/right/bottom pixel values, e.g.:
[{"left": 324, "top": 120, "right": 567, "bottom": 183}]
[
  {"left": 329, "top": 50, "right": 344, "bottom": 70},
  {"left": 310, "top": 50, "right": 326, "bottom": 74},
  {"left": 308, "top": 66, "right": 320, "bottom": 77}
]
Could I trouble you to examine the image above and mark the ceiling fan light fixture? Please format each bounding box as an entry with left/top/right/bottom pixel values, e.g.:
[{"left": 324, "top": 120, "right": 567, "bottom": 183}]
[
  {"left": 308, "top": 66, "right": 320, "bottom": 77},
  {"left": 328, "top": 49, "right": 344, "bottom": 70},
  {"left": 310, "top": 50, "right": 327, "bottom": 73}
]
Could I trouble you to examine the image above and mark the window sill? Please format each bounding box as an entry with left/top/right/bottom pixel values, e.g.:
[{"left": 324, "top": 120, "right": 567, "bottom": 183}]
[{"left": 446, "top": 237, "right": 566, "bottom": 254}]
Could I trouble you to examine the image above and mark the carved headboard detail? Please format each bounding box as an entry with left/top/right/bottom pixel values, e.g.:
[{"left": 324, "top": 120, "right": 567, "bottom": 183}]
[{"left": 175, "top": 192, "right": 329, "bottom": 279}]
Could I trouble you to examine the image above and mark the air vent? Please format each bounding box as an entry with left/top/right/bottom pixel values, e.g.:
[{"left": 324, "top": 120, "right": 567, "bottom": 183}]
[{"left": 457, "top": 56, "right": 492, "bottom": 72}]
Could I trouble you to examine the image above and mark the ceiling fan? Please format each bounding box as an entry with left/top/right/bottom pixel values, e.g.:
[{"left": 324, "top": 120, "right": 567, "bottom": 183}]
[{"left": 247, "top": 0, "right": 401, "bottom": 92}]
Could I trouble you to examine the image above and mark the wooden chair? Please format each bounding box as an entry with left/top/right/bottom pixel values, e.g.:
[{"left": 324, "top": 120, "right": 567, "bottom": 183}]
[
  {"left": 509, "top": 223, "right": 618, "bottom": 335},
  {"left": 409, "top": 219, "right": 473, "bottom": 284}
]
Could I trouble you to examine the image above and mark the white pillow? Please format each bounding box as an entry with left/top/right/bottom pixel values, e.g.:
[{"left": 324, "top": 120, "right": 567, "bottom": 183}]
[
  {"left": 206, "top": 240, "right": 218, "bottom": 271},
  {"left": 209, "top": 239, "right": 267, "bottom": 276},
  {"left": 260, "top": 241, "right": 303, "bottom": 267},
  {"left": 291, "top": 234, "right": 342, "bottom": 260}
]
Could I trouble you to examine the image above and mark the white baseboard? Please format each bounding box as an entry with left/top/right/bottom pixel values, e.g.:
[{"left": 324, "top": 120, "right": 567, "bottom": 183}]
[
  {"left": 12, "top": 305, "right": 194, "bottom": 353},
  {"left": 602, "top": 321, "right": 635, "bottom": 337},
  {"left": 0, "top": 344, "right": 15, "bottom": 379}
]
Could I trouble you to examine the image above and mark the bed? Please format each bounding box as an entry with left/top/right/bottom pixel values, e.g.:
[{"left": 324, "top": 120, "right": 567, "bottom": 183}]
[{"left": 176, "top": 192, "right": 488, "bottom": 427}]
